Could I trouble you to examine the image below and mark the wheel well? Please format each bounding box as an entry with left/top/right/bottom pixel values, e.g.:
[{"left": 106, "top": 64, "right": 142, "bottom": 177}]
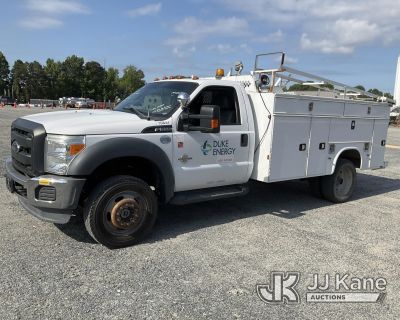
[
  {"left": 80, "top": 157, "right": 165, "bottom": 204},
  {"left": 338, "top": 149, "right": 361, "bottom": 168}
]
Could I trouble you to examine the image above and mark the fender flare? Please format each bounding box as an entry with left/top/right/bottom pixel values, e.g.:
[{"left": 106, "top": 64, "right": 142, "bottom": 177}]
[
  {"left": 67, "top": 137, "right": 175, "bottom": 202},
  {"left": 331, "top": 147, "right": 362, "bottom": 174}
]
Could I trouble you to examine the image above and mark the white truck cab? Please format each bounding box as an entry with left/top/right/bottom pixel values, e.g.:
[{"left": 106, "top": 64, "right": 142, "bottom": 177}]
[{"left": 5, "top": 52, "right": 391, "bottom": 247}]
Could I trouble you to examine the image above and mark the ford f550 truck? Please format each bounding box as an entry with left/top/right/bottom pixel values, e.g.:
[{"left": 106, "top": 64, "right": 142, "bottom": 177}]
[{"left": 5, "top": 53, "right": 390, "bottom": 247}]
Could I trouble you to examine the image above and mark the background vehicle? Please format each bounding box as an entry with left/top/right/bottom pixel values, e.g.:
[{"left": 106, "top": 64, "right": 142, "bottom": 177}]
[
  {"left": 5, "top": 52, "right": 391, "bottom": 248},
  {"left": 0, "top": 96, "right": 13, "bottom": 105},
  {"left": 75, "top": 98, "right": 95, "bottom": 109},
  {"left": 65, "top": 97, "right": 78, "bottom": 108},
  {"left": 390, "top": 106, "right": 400, "bottom": 122}
]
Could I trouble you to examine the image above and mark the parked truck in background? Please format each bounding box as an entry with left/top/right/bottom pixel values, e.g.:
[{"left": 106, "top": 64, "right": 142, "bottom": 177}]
[{"left": 5, "top": 52, "right": 390, "bottom": 248}]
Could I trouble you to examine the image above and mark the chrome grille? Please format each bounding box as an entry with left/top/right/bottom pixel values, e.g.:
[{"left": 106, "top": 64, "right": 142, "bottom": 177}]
[{"left": 11, "top": 119, "right": 46, "bottom": 177}]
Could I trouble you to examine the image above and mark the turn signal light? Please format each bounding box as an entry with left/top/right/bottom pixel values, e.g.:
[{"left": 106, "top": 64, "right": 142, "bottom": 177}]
[
  {"left": 211, "top": 119, "right": 219, "bottom": 129},
  {"left": 69, "top": 144, "right": 85, "bottom": 156}
]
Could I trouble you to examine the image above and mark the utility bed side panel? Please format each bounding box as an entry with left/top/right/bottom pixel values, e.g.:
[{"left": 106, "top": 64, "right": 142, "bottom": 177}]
[
  {"left": 307, "top": 118, "right": 331, "bottom": 176},
  {"left": 274, "top": 96, "right": 311, "bottom": 115},
  {"left": 274, "top": 95, "right": 345, "bottom": 116},
  {"left": 268, "top": 116, "right": 310, "bottom": 181},
  {"left": 248, "top": 92, "right": 390, "bottom": 183},
  {"left": 328, "top": 118, "right": 374, "bottom": 143},
  {"left": 311, "top": 100, "right": 344, "bottom": 116},
  {"left": 370, "top": 119, "right": 389, "bottom": 169},
  {"left": 370, "top": 103, "right": 390, "bottom": 118},
  {"left": 344, "top": 101, "right": 390, "bottom": 118}
]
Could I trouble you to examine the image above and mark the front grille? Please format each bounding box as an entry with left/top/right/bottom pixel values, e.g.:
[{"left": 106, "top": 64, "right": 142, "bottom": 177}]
[{"left": 11, "top": 118, "right": 46, "bottom": 177}]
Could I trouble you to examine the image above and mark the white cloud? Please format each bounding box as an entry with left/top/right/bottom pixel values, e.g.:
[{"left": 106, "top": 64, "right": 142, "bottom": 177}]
[
  {"left": 21, "top": 0, "right": 89, "bottom": 29},
  {"left": 166, "top": 16, "right": 249, "bottom": 55},
  {"left": 220, "top": 0, "right": 400, "bottom": 54},
  {"left": 253, "top": 30, "right": 284, "bottom": 43},
  {"left": 208, "top": 44, "right": 234, "bottom": 54},
  {"left": 172, "top": 46, "right": 196, "bottom": 58},
  {"left": 19, "top": 16, "right": 63, "bottom": 29},
  {"left": 239, "top": 43, "right": 252, "bottom": 54},
  {"left": 173, "top": 16, "right": 249, "bottom": 38},
  {"left": 301, "top": 19, "right": 380, "bottom": 54},
  {"left": 127, "top": 3, "right": 162, "bottom": 18},
  {"left": 25, "top": 0, "right": 89, "bottom": 14}
]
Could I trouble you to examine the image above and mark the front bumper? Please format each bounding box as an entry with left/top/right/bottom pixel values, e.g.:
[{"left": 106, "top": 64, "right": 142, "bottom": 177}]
[{"left": 4, "top": 157, "right": 86, "bottom": 224}]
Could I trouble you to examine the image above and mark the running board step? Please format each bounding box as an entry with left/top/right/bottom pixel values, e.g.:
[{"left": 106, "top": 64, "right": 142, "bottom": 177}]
[{"left": 170, "top": 184, "right": 249, "bottom": 205}]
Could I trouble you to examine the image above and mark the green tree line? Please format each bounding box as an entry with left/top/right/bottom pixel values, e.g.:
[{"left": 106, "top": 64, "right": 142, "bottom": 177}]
[{"left": 0, "top": 51, "right": 145, "bottom": 103}]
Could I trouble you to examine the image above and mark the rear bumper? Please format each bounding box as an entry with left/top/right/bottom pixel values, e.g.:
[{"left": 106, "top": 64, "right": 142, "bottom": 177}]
[{"left": 4, "top": 157, "right": 86, "bottom": 224}]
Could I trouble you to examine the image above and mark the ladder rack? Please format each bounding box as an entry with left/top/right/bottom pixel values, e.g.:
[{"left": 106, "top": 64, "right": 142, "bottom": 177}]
[{"left": 253, "top": 52, "right": 393, "bottom": 104}]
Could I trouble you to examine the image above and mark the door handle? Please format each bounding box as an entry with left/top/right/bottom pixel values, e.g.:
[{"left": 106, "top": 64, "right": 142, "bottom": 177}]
[
  {"left": 299, "top": 143, "right": 307, "bottom": 151},
  {"left": 241, "top": 134, "right": 248, "bottom": 147}
]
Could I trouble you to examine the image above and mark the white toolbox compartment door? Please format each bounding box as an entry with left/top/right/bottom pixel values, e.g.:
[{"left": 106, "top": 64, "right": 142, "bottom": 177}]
[
  {"left": 307, "top": 118, "right": 330, "bottom": 176},
  {"left": 370, "top": 119, "right": 388, "bottom": 169},
  {"left": 269, "top": 116, "right": 310, "bottom": 181}
]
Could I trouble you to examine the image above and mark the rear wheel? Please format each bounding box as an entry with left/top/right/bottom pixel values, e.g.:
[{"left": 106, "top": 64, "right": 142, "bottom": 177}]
[
  {"left": 321, "top": 159, "right": 356, "bottom": 203},
  {"left": 83, "top": 175, "right": 157, "bottom": 248}
]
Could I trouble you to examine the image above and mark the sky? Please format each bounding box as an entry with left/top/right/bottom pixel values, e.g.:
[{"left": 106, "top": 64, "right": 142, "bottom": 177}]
[{"left": 0, "top": 0, "right": 399, "bottom": 94}]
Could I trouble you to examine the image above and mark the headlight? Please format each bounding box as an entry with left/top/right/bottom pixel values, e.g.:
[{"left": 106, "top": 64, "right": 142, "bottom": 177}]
[{"left": 45, "top": 135, "right": 86, "bottom": 175}]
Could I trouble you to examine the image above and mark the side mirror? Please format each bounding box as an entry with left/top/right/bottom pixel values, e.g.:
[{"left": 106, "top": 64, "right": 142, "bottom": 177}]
[
  {"left": 177, "top": 92, "right": 190, "bottom": 108},
  {"left": 198, "top": 105, "right": 220, "bottom": 133},
  {"left": 179, "top": 105, "right": 220, "bottom": 133}
]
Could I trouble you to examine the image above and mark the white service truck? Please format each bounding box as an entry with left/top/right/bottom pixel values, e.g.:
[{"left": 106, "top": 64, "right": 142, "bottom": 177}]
[{"left": 5, "top": 53, "right": 390, "bottom": 247}]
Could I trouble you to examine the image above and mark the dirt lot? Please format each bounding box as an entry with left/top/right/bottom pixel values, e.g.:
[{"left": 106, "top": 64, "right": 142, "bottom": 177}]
[{"left": 0, "top": 106, "right": 399, "bottom": 319}]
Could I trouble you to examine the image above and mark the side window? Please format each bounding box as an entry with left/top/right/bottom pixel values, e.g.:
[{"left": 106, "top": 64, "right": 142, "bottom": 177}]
[{"left": 188, "top": 86, "right": 240, "bottom": 125}]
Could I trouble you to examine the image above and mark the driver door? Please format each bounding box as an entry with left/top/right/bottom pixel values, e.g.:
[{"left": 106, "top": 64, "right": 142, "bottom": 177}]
[{"left": 172, "top": 84, "right": 251, "bottom": 192}]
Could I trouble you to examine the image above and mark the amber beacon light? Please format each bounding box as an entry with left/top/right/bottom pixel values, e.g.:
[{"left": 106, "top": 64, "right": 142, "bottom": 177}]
[{"left": 215, "top": 68, "right": 225, "bottom": 78}]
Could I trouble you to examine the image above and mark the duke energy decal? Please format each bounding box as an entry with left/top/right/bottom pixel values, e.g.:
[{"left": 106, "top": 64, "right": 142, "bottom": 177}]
[{"left": 201, "top": 140, "right": 236, "bottom": 156}]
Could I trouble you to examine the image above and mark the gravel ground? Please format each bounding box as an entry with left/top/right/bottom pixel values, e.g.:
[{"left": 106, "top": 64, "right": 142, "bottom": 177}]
[{"left": 0, "top": 107, "right": 399, "bottom": 319}]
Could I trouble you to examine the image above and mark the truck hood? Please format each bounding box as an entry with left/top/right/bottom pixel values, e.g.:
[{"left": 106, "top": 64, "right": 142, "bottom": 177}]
[{"left": 21, "top": 109, "right": 162, "bottom": 135}]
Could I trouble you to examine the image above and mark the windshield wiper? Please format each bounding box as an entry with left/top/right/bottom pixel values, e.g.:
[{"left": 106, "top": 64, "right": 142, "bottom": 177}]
[{"left": 122, "top": 106, "right": 146, "bottom": 118}]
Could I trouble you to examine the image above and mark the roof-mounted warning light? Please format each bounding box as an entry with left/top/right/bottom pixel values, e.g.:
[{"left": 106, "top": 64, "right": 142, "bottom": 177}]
[{"left": 216, "top": 68, "right": 224, "bottom": 78}]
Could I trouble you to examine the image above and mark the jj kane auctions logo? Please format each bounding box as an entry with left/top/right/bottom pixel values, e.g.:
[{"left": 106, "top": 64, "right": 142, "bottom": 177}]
[{"left": 257, "top": 272, "right": 387, "bottom": 304}]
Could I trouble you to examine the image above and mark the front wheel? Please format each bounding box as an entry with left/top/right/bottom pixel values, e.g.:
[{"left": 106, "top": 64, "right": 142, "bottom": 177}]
[
  {"left": 83, "top": 175, "right": 157, "bottom": 248},
  {"left": 321, "top": 159, "right": 356, "bottom": 203}
]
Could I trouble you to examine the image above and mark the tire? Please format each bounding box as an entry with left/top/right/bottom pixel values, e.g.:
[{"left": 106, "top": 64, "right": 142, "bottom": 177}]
[
  {"left": 83, "top": 175, "right": 157, "bottom": 248},
  {"left": 308, "top": 177, "right": 322, "bottom": 198},
  {"left": 321, "top": 159, "right": 356, "bottom": 203}
]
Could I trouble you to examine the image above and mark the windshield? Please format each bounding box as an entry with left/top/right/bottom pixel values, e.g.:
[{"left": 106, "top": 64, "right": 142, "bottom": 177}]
[{"left": 115, "top": 81, "right": 199, "bottom": 120}]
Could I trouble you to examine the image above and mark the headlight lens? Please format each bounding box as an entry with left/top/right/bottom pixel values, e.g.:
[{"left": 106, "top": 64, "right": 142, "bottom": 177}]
[{"left": 45, "top": 135, "right": 85, "bottom": 175}]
